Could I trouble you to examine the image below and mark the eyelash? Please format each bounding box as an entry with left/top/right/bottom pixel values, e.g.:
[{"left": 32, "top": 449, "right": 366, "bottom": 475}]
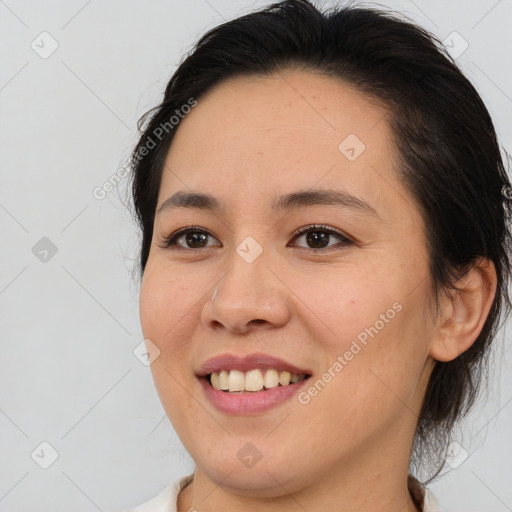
[{"left": 157, "top": 224, "right": 354, "bottom": 253}]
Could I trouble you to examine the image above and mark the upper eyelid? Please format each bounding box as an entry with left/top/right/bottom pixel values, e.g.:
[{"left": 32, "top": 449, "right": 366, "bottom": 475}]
[{"left": 294, "top": 224, "right": 349, "bottom": 238}]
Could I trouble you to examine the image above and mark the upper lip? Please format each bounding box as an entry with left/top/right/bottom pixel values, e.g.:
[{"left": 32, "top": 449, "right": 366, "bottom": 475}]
[{"left": 197, "top": 353, "right": 312, "bottom": 377}]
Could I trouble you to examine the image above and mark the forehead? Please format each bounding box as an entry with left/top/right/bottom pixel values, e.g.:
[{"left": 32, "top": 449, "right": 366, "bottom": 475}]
[
  {"left": 168, "top": 69, "right": 391, "bottom": 156},
  {"left": 158, "top": 70, "right": 410, "bottom": 221}
]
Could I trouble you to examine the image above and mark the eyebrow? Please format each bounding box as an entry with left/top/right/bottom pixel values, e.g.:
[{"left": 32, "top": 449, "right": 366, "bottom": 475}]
[{"left": 156, "top": 189, "right": 380, "bottom": 219}]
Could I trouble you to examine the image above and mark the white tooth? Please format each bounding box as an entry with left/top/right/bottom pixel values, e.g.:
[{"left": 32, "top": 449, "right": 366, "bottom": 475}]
[
  {"left": 290, "top": 373, "right": 299, "bottom": 383},
  {"left": 245, "top": 369, "right": 264, "bottom": 391},
  {"left": 279, "top": 371, "right": 291, "bottom": 386},
  {"left": 219, "top": 370, "right": 229, "bottom": 390},
  {"left": 210, "top": 372, "right": 221, "bottom": 390},
  {"left": 263, "top": 369, "right": 279, "bottom": 389},
  {"left": 228, "top": 370, "right": 245, "bottom": 392}
]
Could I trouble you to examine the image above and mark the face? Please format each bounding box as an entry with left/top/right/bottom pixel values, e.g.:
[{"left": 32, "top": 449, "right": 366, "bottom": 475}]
[{"left": 139, "top": 70, "right": 437, "bottom": 497}]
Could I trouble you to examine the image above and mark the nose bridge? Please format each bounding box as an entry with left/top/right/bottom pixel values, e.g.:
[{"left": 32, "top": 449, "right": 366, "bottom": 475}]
[
  {"left": 202, "top": 235, "right": 290, "bottom": 332},
  {"left": 219, "top": 234, "right": 273, "bottom": 303}
]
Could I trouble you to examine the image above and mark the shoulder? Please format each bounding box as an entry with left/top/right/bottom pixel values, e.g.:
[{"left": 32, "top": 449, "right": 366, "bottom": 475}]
[
  {"left": 121, "top": 474, "right": 194, "bottom": 512},
  {"left": 408, "top": 475, "right": 443, "bottom": 512},
  {"left": 423, "top": 486, "right": 444, "bottom": 512}
]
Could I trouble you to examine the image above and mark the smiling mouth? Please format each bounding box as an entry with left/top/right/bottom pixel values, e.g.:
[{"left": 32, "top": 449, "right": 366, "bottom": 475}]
[{"left": 206, "top": 369, "right": 311, "bottom": 393}]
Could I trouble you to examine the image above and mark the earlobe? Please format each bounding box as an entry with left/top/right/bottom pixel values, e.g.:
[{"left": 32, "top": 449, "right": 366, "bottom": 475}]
[{"left": 429, "top": 259, "right": 497, "bottom": 362}]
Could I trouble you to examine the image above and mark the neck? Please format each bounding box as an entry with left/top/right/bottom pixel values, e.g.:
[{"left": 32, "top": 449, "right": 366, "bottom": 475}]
[{"left": 177, "top": 435, "right": 421, "bottom": 512}]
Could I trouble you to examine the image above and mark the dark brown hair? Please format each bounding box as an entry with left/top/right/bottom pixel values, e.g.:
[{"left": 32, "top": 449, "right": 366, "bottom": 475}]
[{"left": 128, "top": 0, "right": 512, "bottom": 481}]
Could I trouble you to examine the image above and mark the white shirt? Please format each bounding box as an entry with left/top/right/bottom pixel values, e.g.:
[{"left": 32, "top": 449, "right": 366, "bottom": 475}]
[{"left": 125, "top": 474, "right": 443, "bottom": 512}]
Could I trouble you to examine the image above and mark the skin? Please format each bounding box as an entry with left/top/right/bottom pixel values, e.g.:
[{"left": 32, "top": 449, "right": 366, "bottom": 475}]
[{"left": 139, "top": 70, "right": 496, "bottom": 512}]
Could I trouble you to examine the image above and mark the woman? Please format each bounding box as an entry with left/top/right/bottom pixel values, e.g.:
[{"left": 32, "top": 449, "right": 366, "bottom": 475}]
[{"left": 125, "top": 1, "right": 512, "bottom": 510}]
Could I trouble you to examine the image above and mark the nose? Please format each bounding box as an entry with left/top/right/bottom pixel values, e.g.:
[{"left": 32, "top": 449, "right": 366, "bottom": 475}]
[{"left": 200, "top": 247, "right": 291, "bottom": 335}]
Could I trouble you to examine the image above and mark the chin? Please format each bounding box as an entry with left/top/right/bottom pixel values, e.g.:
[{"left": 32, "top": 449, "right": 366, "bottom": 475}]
[
  {"left": 204, "top": 466, "right": 298, "bottom": 498},
  {"left": 193, "top": 445, "right": 313, "bottom": 499}
]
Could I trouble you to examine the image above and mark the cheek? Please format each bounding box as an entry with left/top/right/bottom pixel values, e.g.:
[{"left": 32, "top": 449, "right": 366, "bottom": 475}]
[
  {"left": 318, "top": 296, "right": 430, "bottom": 419},
  {"left": 301, "top": 317, "right": 420, "bottom": 446},
  {"left": 139, "top": 261, "right": 194, "bottom": 339},
  {"left": 293, "top": 259, "right": 402, "bottom": 345},
  {"left": 139, "top": 264, "right": 197, "bottom": 421},
  {"left": 139, "top": 260, "right": 211, "bottom": 395},
  {"left": 298, "top": 261, "right": 429, "bottom": 414}
]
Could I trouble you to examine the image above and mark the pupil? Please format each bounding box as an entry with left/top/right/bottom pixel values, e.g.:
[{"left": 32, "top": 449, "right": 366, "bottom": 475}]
[
  {"left": 187, "top": 232, "right": 207, "bottom": 247},
  {"left": 306, "top": 231, "right": 329, "bottom": 249}
]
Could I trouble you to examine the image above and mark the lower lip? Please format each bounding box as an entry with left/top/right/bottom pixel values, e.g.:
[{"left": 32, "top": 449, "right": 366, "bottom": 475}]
[{"left": 199, "top": 376, "right": 310, "bottom": 415}]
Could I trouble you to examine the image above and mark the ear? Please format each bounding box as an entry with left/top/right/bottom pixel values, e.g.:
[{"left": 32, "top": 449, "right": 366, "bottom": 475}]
[{"left": 429, "top": 258, "right": 497, "bottom": 362}]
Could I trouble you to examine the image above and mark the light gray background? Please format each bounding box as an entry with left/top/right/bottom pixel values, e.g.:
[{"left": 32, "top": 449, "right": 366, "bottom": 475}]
[{"left": 1, "top": 0, "right": 511, "bottom": 511}]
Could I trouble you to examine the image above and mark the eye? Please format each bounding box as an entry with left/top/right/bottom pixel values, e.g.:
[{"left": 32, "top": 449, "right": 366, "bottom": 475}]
[
  {"left": 158, "top": 226, "right": 220, "bottom": 250},
  {"left": 290, "top": 224, "right": 353, "bottom": 251},
  {"left": 157, "top": 224, "right": 353, "bottom": 252}
]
